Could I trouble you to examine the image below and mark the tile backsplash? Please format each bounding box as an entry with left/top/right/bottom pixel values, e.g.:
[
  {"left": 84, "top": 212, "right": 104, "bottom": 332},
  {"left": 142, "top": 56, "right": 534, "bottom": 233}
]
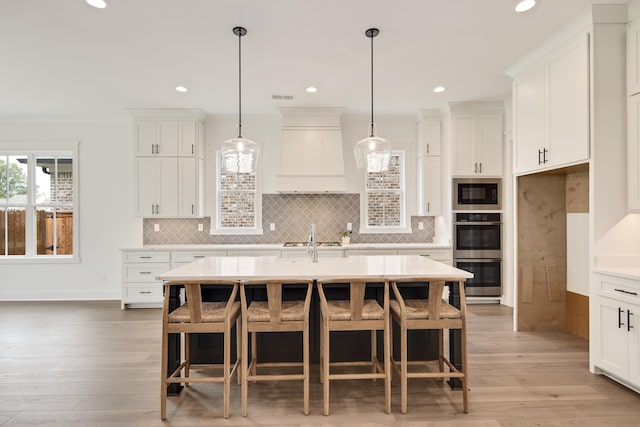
[{"left": 143, "top": 194, "right": 435, "bottom": 245}]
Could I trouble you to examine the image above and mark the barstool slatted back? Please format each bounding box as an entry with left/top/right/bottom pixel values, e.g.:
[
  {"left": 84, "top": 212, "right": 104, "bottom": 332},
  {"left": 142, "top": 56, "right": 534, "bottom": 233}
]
[
  {"left": 389, "top": 279, "right": 468, "bottom": 414},
  {"left": 239, "top": 280, "right": 313, "bottom": 416},
  {"left": 160, "top": 280, "right": 241, "bottom": 420},
  {"left": 317, "top": 279, "right": 391, "bottom": 416}
]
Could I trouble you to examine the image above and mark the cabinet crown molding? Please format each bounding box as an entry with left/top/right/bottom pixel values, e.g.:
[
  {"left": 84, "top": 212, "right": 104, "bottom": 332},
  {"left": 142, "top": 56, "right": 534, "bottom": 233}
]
[{"left": 127, "top": 108, "right": 206, "bottom": 120}]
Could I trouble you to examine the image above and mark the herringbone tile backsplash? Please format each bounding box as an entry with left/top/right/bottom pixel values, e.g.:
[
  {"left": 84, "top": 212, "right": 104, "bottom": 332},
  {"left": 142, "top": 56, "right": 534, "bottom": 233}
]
[{"left": 143, "top": 194, "right": 435, "bottom": 245}]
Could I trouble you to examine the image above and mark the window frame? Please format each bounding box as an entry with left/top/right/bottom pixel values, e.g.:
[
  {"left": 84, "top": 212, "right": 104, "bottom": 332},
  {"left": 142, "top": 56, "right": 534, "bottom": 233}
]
[
  {"left": 0, "top": 141, "right": 79, "bottom": 264},
  {"left": 210, "top": 150, "right": 263, "bottom": 236},
  {"left": 359, "top": 150, "right": 411, "bottom": 234}
]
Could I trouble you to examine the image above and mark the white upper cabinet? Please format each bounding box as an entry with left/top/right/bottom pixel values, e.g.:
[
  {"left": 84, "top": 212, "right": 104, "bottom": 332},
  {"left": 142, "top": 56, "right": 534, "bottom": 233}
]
[
  {"left": 417, "top": 156, "right": 441, "bottom": 216},
  {"left": 134, "top": 119, "right": 200, "bottom": 157},
  {"left": 514, "top": 65, "right": 545, "bottom": 173},
  {"left": 628, "top": 94, "right": 640, "bottom": 212},
  {"left": 628, "top": 18, "right": 640, "bottom": 96},
  {"left": 134, "top": 157, "right": 179, "bottom": 217},
  {"left": 629, "top": 20, "right": 640, "bottom": 213},
  {"left": 451, "top": 110, "right": 503, "bottom": 177},
  {"left": 416, "top": 112, "right": 441, "bottom": 156},
  {"left": 512, "top": 32, "right": 589, "bottom": 175},
  {"left": 129, "top": 109, "right": 205, "bottom": 218}
]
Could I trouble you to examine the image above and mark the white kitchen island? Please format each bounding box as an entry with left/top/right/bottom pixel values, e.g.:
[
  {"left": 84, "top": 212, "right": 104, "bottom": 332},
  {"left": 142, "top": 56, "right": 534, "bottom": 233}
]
[
  {"left": 156, "top": 254, "right": 473, "bottom": 395},
  {"left": 156, "top": 254, "right": 471, "bottom": 283}
]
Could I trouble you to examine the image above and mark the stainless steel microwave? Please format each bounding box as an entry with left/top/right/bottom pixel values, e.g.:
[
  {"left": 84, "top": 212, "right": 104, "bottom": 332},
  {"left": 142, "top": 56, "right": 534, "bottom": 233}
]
[{"left": 453, "top": 178, "right": 501, "bottom": 210}]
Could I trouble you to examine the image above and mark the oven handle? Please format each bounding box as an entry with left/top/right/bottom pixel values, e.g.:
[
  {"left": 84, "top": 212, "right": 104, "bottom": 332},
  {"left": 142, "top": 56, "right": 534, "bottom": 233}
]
[
  {"left": 454, "top": 221, "right": 502, "bottom": 226},
  {"left": 454, "top": 258, "right": 502, "bottom": 263}
]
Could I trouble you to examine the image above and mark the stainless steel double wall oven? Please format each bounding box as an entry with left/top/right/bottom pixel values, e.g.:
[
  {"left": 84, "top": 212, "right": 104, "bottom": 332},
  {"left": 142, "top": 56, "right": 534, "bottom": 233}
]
[{"left": 453, "top": 179, "right": 502, "bottom": 297}]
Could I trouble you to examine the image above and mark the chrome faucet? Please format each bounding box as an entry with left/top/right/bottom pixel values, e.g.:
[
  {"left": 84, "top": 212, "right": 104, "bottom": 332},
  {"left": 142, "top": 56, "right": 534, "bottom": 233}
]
[{"left": 307, "top": 223, "right": 318, "bottom": 263}]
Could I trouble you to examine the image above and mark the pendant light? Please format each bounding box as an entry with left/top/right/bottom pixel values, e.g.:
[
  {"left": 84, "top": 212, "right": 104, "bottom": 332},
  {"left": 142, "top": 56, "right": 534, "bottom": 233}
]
[
  {"left": 354, "top": 28, "right": 391, "bottom": 173},
  {"left": 221, "top": 26, "right": 259, "bottom": 174}
]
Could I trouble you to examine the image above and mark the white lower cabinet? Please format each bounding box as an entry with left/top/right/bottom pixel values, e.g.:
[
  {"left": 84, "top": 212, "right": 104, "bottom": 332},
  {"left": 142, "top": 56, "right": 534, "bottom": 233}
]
[
  {"left": 121, "top": 250, "right": 170, "bottom": 309},
  {"left": 592, "top": 273, "right": 640, "bottom": 393}
]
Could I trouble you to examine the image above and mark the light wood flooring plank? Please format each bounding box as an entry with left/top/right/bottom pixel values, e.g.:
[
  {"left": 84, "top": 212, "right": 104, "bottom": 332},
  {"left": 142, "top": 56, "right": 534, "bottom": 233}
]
[{"left": 1, "top": 301, "right": 640, "bottom": 426}]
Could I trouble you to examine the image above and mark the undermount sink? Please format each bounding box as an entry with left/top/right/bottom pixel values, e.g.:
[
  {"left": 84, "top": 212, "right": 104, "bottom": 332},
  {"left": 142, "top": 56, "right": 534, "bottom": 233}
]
[{"left": 283, "top": 241, "right": 341, "bottom": 247}]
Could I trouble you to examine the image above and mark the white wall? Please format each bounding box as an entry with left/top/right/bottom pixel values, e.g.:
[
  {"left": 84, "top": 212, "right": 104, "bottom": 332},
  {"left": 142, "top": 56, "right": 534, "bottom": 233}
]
[
  {"left": 0, "top": 119, "right": 141, "bottom": 300},
  {"left": 1, "top": 113, "right": 420, "bottom": 300}
]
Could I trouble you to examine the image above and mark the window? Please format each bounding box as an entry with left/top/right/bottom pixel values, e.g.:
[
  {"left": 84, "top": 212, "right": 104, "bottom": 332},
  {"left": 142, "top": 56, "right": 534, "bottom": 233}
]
[
  {"left": 0, "top": 142, "right": 78, "bottom": 261},
  {"left": 363, "top": 151, "right": 407, "bottom": 232},
  {"left": 214, "top": 152, "right": 261, "bottom": 234}
]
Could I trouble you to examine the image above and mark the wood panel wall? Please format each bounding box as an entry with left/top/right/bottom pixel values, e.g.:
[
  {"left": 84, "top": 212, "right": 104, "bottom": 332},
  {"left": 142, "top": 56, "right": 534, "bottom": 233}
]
[{"left": 517, "top": 174, "right": 567, "bottom": 331}]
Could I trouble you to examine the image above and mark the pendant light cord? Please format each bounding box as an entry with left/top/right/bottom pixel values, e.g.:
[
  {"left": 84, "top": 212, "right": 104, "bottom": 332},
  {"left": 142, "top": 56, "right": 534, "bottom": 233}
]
[
  {"left": 237, "top": 30, "right": 243, "bottom": 139},
  {"left": 369, "top": 31, "right": 374, "bottom": 137}
]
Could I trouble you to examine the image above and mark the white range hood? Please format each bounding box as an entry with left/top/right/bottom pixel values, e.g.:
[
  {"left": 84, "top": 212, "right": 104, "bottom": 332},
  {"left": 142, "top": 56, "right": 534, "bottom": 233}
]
[{"left": 276, "top": 108, "right": 347, "bottom": 193}]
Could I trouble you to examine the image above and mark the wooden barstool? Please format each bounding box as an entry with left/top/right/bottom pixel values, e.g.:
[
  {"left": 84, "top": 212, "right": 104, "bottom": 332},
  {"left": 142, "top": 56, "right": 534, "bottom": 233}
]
[
  {"left": 239, "top": 280, "right": 313, "bottom": 416},
  {"left": 160, "top": 280, "right": 241, "bottom": 419},
  {"left": 389, "top": 279, "right": 469, "bottom": 414},
  {"left": 317, "top": 279, "right": 391, "bottom": 415}
]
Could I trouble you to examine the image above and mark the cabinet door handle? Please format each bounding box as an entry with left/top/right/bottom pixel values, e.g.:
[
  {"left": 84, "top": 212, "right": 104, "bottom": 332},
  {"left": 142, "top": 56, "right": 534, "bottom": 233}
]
[
  {"left": 192, "top": 204, "right": 195, "bottom": 215},
  {"left": 628, "top": 309, "right": 634, "bottom": 332},
  {"left": 614, "top": 288, "right": 638, "bottom": 296},
  {"left": 427, "top": 202, "right": 430, "bottom": 213},
  {"left": 192, "top": 144, "right": 194, "bottom": 155},
  {"left": 426, "top": 144, "right": 430, "bottom": 155},
  {"left": 479, "top": 163, "right": 482, "bottom": 174},
  {"left": 474, "top": 163, "right": 477, "bottom": 173},
  {"left": 155, "top": 144, "right": 160, "bottom": 155},
  {"left": 538, "top": 149, "right": 542, "bottom": 165},
  {"left": 543, "top": 148, "right": 548, "bottom": 164},
  {"left": 619, "top": 307, "right": 625, "bottom": 328}
]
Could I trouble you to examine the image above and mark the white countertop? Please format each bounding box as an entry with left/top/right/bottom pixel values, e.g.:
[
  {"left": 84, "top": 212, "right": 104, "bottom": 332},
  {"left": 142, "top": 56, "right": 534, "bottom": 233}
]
[
  {"left": 156, "top": 254, "right": 471, "bottom": 282},
  {"left": 122, "top": 243, "right": 451, "bottom": 251},
  {"left": 593, "top": 267, "right": 640, "bottom": 281},
  {"left": 593, "top": 255, "right": 640, "bottom": 281}
]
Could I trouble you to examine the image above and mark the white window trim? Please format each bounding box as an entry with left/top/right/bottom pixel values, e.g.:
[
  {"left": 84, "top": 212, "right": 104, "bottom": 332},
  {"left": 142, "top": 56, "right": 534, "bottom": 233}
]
[
  {"left": 359, "top": 150, "right": 411, "bottom": 235},
  {"left": 0, "top": 141, "right": 80, "bottom": 264},
  {"left": 210, "top": 150, "right": 263, "bottom": 236}
]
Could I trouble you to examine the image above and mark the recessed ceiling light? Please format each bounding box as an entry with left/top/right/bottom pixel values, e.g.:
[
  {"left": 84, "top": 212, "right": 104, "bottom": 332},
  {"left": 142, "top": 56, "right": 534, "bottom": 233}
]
[
  {"left": 86, "top": 0, "right": 108, "bottom": 9},
  {"left": 306, "top": 86, "right": 318, "bottom": 93},
  {"left": 175, "top": 86, "right": 188, "bottom": 93},
  {"left": 515, "top": 0, "right": 536, "bottom": 13},
  {"left": 433, "top": 86, "right": 446, "bottom": 93}
]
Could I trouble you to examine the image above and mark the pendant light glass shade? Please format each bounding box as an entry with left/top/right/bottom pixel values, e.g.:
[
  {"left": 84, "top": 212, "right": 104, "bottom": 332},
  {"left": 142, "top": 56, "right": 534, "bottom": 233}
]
[
  {"left": 221, "top": 26, "right": 258, "bottom": 174},
  {"left": 354, "top": 130, "right": 392, "bottom": 173},
  {"left": 354, "top": 28, "right": 391, "bottom": 173}
]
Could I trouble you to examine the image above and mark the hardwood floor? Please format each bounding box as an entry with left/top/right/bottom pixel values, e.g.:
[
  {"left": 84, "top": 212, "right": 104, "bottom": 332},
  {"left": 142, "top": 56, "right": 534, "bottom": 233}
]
[{"left": 1, "top": 301, "right": 640, "bottom": 426}]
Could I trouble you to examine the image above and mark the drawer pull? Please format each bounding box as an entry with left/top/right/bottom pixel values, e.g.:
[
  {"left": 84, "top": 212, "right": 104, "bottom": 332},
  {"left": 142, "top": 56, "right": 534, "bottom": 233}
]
[
  {"left": 193, "top": 255, "right": 205, "bottom": 259},
  {"left": 614, "top": 288, "right": 638, "bottom": 296},
  {"left": 139, "top": 256, "right": 152, "bottom": 259},
  {"left": 139, "top": 271, "right": 152, "bottom": 275},
  {"left": 139, "top": 291, "right": 152, "bottom": 294},
  {"left": 619, "top": 307, "right": 625, "bottom": 328}
]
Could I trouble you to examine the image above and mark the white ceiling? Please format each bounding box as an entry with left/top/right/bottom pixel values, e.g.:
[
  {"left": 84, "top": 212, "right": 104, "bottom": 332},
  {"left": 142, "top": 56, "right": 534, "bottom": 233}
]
[{"left": 0, "top": 0, "right": 629, "bottom": 119}]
